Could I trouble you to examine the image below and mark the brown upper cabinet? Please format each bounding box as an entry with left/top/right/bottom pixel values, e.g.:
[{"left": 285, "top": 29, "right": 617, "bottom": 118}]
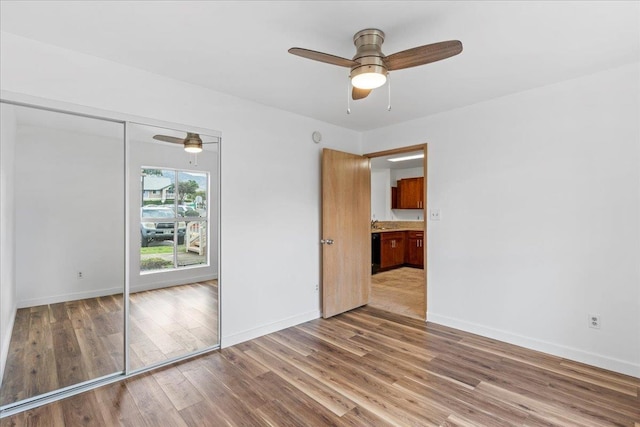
[{"left": 395, "top": 177, "right": 424, "bottom": 209}]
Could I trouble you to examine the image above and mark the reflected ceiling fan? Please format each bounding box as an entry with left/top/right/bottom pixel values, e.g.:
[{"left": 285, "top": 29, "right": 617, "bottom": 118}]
[
  {"left": 152, "top": 132, "right": 216, "bottom": 153},
  {"left": 289, "top": 29, "right": 462, "bottom": 100}
]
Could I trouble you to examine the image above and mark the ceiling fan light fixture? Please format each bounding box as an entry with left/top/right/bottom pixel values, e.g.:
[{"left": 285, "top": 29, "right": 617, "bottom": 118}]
[
  {"left": 350, "top": 64, "right": 387, "bottom": 89},
  {"left": 183, "top": 133, "right": 203, "bottom": 153}
]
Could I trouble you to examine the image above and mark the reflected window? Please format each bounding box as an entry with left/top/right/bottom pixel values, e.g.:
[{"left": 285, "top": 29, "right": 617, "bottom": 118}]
[{"left": 140, "top": 168, "right": 208, "bottom": 272}]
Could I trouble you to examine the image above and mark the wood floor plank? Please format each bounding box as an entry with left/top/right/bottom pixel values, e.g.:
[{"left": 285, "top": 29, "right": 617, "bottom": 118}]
[
  {"left": 3, "top": 304, "right": 638, "bottom": 427},
  {"left": 92, "top": 380, "right": 147, "bottom": 427},
  {"left": 243, "top": 340, "right": 357, "bottom": 417},
  {"left": 0, "top": 401, "right": 65, "bottom": 427},
  {"left": 1, "top": 282, "right": 218, "bottom": 407},
  {"left": 126, "top": 373, "right": 188, "bottom": 427},
  {"left": 153, "top": 364, "right": 204, "bottom": 412},
  {"left": 181, "top": 361, "right": 270, "bottom": 426},
  {"left": 219, "top": 346, "right": 271, "bottom": 379}
]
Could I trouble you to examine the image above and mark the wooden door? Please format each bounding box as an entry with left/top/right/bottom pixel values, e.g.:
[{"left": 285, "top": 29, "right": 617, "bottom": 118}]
[{"left": 322, "top": 148, "right": 371, "bottom": 318}]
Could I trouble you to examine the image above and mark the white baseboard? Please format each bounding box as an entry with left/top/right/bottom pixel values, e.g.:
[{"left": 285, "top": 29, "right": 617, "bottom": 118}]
[
  {"left": 16, "top": 275, "right": 218, "bottom": 308},
  {"left": 17, "top": 287, "right": 123, "bottom": 308},
  {"left": 427, "top": 312, "right": 640, "bottom": 378},
  {"left": 130, "top": 274, "right": 217, "bottom": 294},
  {"left": 0, "top": 304, "right": 17, "bottom": 388},
  {"left": 221, "top": 309, "right": 321, "bottom": 348}
]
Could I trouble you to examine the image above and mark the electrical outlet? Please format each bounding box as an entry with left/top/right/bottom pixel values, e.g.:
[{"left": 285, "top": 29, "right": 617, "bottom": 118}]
[
  {"left": 77, "top": 271, "right": 83, "bottom": 279},
  {"left": 315, "top": 284, "right": 319, "bottom": 291},
  {"left": 588, "top": 314, "right": 601, "bottom": 329},
  {"left": 430, "top": 208, "right": 441, "bottom": 221}
]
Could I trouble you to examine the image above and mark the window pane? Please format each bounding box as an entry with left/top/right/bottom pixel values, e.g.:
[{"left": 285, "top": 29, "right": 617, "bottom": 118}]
[
  {"left": 178, "top": 171, "right": 207, "bottom": 219},
  {"left": 141, "top": 169, "right": 176, "bottom": 215},
  {"left": 178, "top": 221, "right": 207, "bottom": 267},
  {"left": 140, "top": 223, "right": 177, "bottom": 272}
]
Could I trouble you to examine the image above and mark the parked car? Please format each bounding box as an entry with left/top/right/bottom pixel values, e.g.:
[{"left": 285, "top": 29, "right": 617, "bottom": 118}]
[
  {"left": 177, "top": 205, "right": 200, "bottom": 217},
  {"left": 140, "top": 207, "right": 186, "bottom": 247}
]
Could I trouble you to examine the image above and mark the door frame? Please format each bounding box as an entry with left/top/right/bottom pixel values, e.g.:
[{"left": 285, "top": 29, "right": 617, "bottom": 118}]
[{"left": 364, "top": 143, "right": 428, "bottom": 319}]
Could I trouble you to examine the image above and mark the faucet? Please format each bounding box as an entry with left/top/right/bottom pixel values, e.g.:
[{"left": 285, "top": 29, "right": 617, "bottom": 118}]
[{"left": 371, "top": 219, "right": 378, "bottom": 229}]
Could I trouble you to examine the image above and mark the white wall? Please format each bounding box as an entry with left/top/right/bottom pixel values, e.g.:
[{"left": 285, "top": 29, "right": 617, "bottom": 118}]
[
  {"left": 14, "top": 120, "right": 125, "bottom": 306},
  {"left": 0, "top": 32, "right": 361, "bottom": 347},
  {"left": 0, "top": 104, "right": 17, "bottom": 387},
  {"left": 363, "top": 63, "right": 640, "bottom": 377},
  {"left": 371, "top": 168, "right": 391, "bottom": 221}
]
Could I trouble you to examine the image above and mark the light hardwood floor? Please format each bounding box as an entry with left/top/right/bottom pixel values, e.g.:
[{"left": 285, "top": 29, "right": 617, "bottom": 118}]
[
  {"left": 0, "top": 281, "right": 218, "bottom": 406},
  {"left": 370, "top": 266, "right": 425, "bottom": 320},
  {"left": 2, "top": 306, "right": 638, "bottom": 426}
]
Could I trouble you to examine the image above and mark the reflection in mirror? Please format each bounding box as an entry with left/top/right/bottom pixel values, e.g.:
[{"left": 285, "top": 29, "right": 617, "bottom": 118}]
[
  {"left": 127, "top": 123, "right": 219, "bottom": 371},
  {"left": 0, "top": 103, "right": 125, "bottom": 406}
]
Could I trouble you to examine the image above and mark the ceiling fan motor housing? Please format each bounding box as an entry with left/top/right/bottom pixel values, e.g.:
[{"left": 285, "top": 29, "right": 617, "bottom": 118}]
[
  {"left": 184, "top": 132, "right": 203, "bottom": 152},
  {"left": 350, "top": 29, "right": 388, "bottom": 81}
]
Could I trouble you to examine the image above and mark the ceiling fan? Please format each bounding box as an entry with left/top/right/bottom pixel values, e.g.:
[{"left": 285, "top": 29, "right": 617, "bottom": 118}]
[
  {"left": 289, "top": 29, "right": 463, "bottom": 100},
  {"left": 152, "top": 132, "right": 216, "bottom": 153}
]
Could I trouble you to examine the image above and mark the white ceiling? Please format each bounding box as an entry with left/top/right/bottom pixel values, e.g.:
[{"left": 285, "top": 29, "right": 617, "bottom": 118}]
[{"left": 1, "top": 1, "right": 638, "bottom": 131}]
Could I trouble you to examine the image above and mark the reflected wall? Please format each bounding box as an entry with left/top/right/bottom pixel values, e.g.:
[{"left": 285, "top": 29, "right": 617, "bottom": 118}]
[{"left": 0, "top": 104, "right": 125, "bottom": 405}]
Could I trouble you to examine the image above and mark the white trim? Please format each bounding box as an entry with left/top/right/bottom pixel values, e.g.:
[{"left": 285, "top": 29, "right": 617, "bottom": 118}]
[
  {"left": 0, "top": 304, "right": 17, "bottom": 388},
  {"left": 0, "top": 91, "right": 221, "bottom": 140},
  {"left": 427, "top": 312, "right": 640, "bottom": 378},
  {"left": 130, "top": 274, "right": 217, "bottom": 294},
  {"left": 17, "top": 288, "right": 123, "bottom": 308},
  {"left": 221, "top": 309, "right": 320, "bottom": 348},
  {"left": 14, "top": 275, "right": 217, "bottom": 308}
]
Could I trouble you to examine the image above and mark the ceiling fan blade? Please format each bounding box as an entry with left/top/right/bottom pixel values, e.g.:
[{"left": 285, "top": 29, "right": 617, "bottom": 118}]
[
  {"left": 384, "top": 40, "right": 463, "bottom": 71},
  {"left": 288, "top": 47, "right": 359, "bottom": 68},
  {"left": 352, "top": 87, "right": 372, "bottom": 100},
  {"left": 153, "top": 135, "right": 184, "bottom": 144}
]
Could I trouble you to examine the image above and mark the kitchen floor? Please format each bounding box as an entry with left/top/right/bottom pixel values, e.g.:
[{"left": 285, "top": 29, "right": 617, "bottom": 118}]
[{"left": 369, "top": 267, "right": 425, "bottom": 320}]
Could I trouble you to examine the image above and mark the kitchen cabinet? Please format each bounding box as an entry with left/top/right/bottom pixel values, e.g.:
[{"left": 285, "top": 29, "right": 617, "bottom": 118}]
[
  {"left": 380, "top": 232, "right": 405, "bottom": 269},
  {"left": 405, "top": 231, "right": 424, "bottom": 268},
  {"left": 396, "top": 177, "right": 424, "bottom": 209}
]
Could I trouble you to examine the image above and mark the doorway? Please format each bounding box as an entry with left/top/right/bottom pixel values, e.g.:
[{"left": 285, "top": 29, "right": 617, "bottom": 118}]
[{"left": 365, "top": 145, "right": 427, "bottom": 320}]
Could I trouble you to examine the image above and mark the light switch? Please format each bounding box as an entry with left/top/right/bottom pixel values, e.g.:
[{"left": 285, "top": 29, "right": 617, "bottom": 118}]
[{"left": 430, "top": 208, "right": 441, "bottom": 221}]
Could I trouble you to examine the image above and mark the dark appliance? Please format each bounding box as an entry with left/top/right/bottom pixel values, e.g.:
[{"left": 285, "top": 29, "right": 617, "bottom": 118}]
[{"left": 371, "top": 232, "right": 381, "bottom": 274}]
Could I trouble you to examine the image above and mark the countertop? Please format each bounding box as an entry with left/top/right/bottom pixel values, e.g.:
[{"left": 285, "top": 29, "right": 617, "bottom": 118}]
[
  {"left": 370, "top": 221, "right": 424, "bottom": 234},
  {"left": 371, "top": 227, "right": 423, "bottom": 233}
]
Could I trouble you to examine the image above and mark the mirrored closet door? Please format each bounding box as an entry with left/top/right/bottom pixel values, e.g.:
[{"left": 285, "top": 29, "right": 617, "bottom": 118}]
[
  {"left": 0, "top": 102, "right": 220, "bottom": 414},
  {"left": 126, "top": 123, "right": 219, "bottom": 371},
  {"left": 0, "top": 104, "right": 126, "bottom": 405}
]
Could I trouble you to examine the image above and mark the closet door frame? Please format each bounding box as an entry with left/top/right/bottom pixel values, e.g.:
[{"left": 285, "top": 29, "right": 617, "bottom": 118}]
[{"left": 0, "top": 92, "right": 222, "bottom": 418}]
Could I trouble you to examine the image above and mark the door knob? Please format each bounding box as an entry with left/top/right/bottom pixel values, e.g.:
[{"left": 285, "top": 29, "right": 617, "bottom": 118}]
[{"left": 320, "top": 239, "right": 334, "bottom": 245}]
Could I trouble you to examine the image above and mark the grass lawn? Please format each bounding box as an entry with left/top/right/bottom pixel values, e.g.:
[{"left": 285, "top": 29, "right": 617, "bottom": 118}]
[{"left": 141, "top": 245, "right": 186, "bottom": 254}]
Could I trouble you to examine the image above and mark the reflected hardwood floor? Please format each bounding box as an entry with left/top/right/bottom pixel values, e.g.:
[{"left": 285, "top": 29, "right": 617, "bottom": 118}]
[
  {"left": 129, "top": 280, "right": 218, "bottom": 370},
  {"left": 370, "top": 267, "right": 425, "bottom": 320},
  {"left": 0, "top": 281, "right": 218, "bottom": 405},
  {"left": 2, "top": 305, "right": 638, "bottom": 426}
]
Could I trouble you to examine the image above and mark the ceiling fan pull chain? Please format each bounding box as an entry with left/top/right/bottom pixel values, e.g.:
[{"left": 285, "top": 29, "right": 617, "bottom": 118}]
[
  {"left": 346, "top": 77, "right": 351, "bottom": 114},
  {"left": 387, "top": 74, "right": 391, "bottom": 111},
  {"left": 189, "top": 152, "right": 199, "bottom": 166}
]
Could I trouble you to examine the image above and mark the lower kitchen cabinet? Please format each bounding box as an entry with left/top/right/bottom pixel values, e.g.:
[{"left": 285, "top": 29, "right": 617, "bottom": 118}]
[
  {"left": 405, "top": 231, "right": 424, "bottom": 268},
  {"left": 377, "top": 230, "right": 424, "bottom": 271},
  {"left": 380, "top": 232, "right": 405, "bottom": 269}
]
